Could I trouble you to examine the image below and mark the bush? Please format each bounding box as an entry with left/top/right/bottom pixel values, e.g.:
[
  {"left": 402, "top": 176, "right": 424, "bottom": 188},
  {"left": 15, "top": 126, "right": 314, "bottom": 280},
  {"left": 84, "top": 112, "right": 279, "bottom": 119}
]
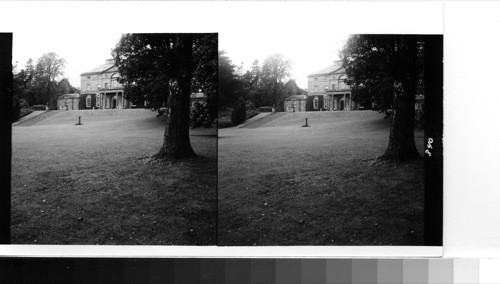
[
  {"left": 19, "top": 99, "right": 29, "bottom": 109},
  {"left": 31, "top": 105, "right": 47, "bottom": 111},
  {"left": 20, "top": 108, "right": 33, "bottom": 118},
  {"left": 257, "top": 106, "right": 273, "bottom": 112},
  {"left": 12, "top": 95, "right": 21, "bottom": 122},
  {"left": 231, "top": 97, "right": 247, "bottom": 126},
  {"left": 245, "top": 100, "right": 256, "bottom": 110},
  {"left": 191, "top": 102, "right": 216, "bottom": 128}
]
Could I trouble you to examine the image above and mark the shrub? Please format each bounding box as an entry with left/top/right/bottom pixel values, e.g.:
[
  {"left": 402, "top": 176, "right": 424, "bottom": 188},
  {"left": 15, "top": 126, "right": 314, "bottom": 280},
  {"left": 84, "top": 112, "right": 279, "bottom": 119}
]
[
  {"left": 245, "top": 100, "right": 256, "bottom": 110},
  {"left": 12, "top": 95, "right": 21, "bottom": 122},
  {"left": 20, "top": 108, "right": 33, "bottom": 118},
  {"left": 19, "top": 99, "right": 29, "bottom": 109},
  {"left": 31, "top": 105, "right": 47, "bottom": 111},
  {"left": 191, "top": 102, "right": 216, "bottom": 128},
  {"left": 257, "top": 106, "right": 273, "bottom": 112},
  {"left": 231, "top": 97, "right": 247, "bottom": 126}
]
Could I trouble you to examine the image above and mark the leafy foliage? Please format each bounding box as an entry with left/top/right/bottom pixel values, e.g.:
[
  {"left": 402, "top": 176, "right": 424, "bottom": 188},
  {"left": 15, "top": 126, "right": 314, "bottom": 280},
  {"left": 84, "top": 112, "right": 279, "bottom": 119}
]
[
  {"left": 340, "top": 35, "right": 424, "bottom": 161},
  {"left": 218, "top": 51, "right": 242, "bottom": 109},
  {"left": 114, "top": 34, "right": 217, "bottom": 159},
  {"left": 114, "top": 34, "right": 217, "bottom": 126},
  {"left": 231, "top": 97, "right": 247, "bottom": 125},
  {"left": 218, "top": 52, "right": 301, "bottom": 113},
  {"left": 340, "top": 35, "right": 424, "bottom": 111},
  {"left": 12, "top": 54, "right": 77, "bottom": 117}
]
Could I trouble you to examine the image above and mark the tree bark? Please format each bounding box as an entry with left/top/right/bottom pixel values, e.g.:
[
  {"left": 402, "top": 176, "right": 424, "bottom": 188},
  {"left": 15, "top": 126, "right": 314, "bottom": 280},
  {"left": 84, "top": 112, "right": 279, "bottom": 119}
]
[
  {"left": 381, "top": 37, "right": 421, "bottom": 161},
  {"left": 156, "top": 35, "right": 196, "bottom": 159}
]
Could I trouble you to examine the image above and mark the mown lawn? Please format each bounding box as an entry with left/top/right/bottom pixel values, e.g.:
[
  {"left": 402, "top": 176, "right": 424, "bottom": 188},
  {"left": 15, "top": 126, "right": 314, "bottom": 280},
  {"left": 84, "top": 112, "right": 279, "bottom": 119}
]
[
  {"left": 11, "top": 110, "right": 217, "bottom": 245},
  {"left": 218, "top": 111, "right": 425, "bottom": 246}
]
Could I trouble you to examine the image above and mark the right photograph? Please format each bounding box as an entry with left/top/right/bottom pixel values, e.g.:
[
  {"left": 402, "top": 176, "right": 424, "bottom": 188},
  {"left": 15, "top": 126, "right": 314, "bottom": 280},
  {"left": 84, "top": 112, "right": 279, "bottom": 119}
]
[{"left": 218, "top": 34, "right": 443, "bottom": 246}]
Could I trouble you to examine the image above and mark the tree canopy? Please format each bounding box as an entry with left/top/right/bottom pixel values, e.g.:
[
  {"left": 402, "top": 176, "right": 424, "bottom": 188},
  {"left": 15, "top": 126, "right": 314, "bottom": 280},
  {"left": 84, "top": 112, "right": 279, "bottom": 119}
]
[
  {"left": 113, "top": 33, "right": 217, "bottom": 159},
  {"left": 218, "top": 53, "right": 299, "bottom": 112},
  {"left": 340, "top": 34, "right": 425, "bottom": 161},
  {"left": 12, "top": 53, "right": 77, "bottom": 119}
]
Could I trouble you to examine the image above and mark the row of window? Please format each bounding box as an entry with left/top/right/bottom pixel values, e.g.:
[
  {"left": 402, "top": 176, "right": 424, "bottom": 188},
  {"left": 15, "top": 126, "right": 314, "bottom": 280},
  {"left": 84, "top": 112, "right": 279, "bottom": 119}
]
[
  {"left": 85, "top": 94, "right": 117, "bottom": 108},
  {"left": 313, "top": 96, "right": 349, "bottom": 110},
  {"left": 86, "top": 81, "right": 120, "bottom": 91},
  {"left": 312, "top": 82, "right": 351, "bottom": 93},
  {"left": 86, "top": 74, "right": 113, "bottom": 80}
]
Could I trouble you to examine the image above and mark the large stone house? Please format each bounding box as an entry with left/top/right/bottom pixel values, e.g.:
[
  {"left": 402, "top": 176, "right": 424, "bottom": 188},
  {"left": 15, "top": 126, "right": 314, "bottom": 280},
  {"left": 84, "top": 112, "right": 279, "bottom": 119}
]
[
  {"left": 307, "top": 60, "right": 360, "bottom": 111},
  {"left": 80, "top": 59, "right": 130, "bottom": 110}
]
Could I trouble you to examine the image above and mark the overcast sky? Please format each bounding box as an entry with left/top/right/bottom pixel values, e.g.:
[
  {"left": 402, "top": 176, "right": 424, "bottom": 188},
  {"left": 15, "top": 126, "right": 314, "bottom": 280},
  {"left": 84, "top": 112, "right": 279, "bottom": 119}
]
[
  {"left": 219, "top": 31, "right": 350, "bottom": 90},
  {"left": 13, "top": 32, "right": 123, "bottom": 90},
  {"left": 13, "top": 30, "right": 348, "bottom": 91},
  {"left": 7, "top": 2, "right": 441, "bottom": 91}
]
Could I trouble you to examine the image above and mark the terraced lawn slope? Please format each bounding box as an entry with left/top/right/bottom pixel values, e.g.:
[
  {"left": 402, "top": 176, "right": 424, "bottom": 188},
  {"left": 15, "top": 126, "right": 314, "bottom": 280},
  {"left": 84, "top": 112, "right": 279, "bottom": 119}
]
[
  {"left": 12, "top": 109, "right": 216, "bottom": 245},
  {"left": 218, "top": 110, "right": 425, "bottom": 246}
]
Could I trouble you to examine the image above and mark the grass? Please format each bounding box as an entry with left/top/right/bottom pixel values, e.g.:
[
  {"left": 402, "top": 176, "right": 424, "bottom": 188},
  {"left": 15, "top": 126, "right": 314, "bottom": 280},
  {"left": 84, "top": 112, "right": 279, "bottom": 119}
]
[
  {"left": 11, "top": 109, "right": 217, "bottom": 245},
  {"left": 218, "top": 111, "right": 425, "bottom": 246}
]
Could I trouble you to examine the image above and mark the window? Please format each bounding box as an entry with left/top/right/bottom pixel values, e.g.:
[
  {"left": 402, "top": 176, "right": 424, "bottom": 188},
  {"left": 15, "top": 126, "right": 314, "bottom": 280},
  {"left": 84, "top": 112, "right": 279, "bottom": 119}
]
[
  {"left": 86, "top": 95, "right": 91, "bottom": 108},
  {"left": 314, "top": 77, "right": 318, "bottom": 81},
  {"left": 314, "top": 86, "right": 318, "bottom": 93},
  {"left": 97, "top": 84, "right": 101, "bottom": 89},
  {"left": 323, "top": 96, "right": 328, "bottom": 109},
  {"left": 105, "top": 83, "right": 108, "bottom": 89},
  {"left": 313, "top": 97, "right": 319, "bottom": 109},
  {"left": 87, "top": 76, "right": 90, "bottom": 79},
  {"left": 87, "top": 84, "right": 90, "bottom": 91},
  {"left": 96, "top": 94, "right": 100, "bottom": 107},
  {"left": 332, "top": 84, "right": 335, "bottom": 91}
]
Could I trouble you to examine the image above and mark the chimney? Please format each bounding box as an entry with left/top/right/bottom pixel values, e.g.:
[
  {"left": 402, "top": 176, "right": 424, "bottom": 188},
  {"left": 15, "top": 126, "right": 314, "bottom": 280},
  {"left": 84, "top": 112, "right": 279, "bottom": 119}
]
[
  {"left": 333, "top": 60, "right": 342, "bottom": 68},
  {"left": 106, "top": 58, "right": 115, "bottom": 65}
]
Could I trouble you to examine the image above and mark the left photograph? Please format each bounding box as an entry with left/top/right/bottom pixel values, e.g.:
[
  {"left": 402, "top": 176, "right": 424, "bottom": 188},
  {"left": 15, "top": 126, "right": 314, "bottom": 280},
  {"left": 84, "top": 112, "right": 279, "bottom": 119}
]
[{"left": 10, "top": 33, "right": 218, "bottom": 245}]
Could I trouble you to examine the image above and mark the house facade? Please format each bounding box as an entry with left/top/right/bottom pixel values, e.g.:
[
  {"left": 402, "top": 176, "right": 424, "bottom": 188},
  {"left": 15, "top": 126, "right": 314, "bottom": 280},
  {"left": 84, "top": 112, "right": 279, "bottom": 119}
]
[
  {"left": 57, "top": 94, "right": 80, "bottom": 110},
  {"left": 284, "top": 95, "right": 307, "bottom": 112},
  {"left": 307, "top": 60, "right": 360, "bottom": 111},
  {"left": 80, "top": 59, "right": 130, "bottom": 110}
]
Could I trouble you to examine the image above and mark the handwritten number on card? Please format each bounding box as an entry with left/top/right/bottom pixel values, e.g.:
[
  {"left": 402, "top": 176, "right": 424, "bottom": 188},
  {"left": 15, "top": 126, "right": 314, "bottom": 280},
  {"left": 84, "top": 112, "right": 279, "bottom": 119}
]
[{"left": 425, "top": 138, "right": 433, "bottom": 157}]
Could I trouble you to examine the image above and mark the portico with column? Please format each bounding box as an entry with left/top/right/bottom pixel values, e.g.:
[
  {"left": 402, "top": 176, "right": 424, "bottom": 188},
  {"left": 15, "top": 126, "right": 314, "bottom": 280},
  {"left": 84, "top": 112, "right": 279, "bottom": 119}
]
[
  {"left": 96, "top": 91, "right": 127, "bottom": 109},
  {"left": 307, "top": 60, "right": 361, "bottom": 111},
  {"left": 80, "top": 58, "right": 129, "bottom": 110}
]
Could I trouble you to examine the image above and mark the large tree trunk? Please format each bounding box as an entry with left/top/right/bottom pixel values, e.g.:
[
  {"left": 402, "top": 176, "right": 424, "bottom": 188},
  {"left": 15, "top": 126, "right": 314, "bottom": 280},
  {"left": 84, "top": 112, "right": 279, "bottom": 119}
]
[
  {"left": 381, "top": 37, "right": 421, "bottom": 161},
  {"left": 156, "top": 35, "right": 196, "bottom": 159}
]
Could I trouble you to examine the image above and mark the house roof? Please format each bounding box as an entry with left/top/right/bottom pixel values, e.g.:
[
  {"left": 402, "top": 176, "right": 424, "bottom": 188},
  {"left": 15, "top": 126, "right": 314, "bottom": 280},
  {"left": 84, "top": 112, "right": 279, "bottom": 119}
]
[
  {"left": 58, "top": 93, "right": 80, "bottom": 99},
  {"left": 308, "top": 65, "right": 345, "bottom": 77},
  {"left": 81, "top": 63, "right": 118, "bottom": 76},
  {"left": 284, "top": 95, "right": 307, "bottom": 101}
]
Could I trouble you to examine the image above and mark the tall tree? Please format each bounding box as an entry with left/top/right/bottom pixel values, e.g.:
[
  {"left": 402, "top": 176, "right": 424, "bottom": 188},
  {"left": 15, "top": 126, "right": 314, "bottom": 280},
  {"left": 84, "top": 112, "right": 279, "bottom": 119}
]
[
  {"left": 340, "top": 34, "right": 423, "bottom": 161},
  {"left": 260, "top": 54, "right": 291, "bottom": 111},
  {"left": 114, "top": 33, "right": 217, "bottom": 159},
  {"left": 218, "top": 51, "right": 240, "bottom": 109},
  {"left": 56, "top": 78, "right": 78, "bottom": 95},
  {"left": 32, "top": 52, "right": 66, "bottom": 109}
]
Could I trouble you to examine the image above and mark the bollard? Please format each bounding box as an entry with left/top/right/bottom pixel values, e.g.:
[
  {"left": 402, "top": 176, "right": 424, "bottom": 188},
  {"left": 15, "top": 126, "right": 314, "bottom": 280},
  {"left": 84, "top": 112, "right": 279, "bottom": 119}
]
[
  {"left": 75, "top": 116, "right": 82, "bottom": 126},
  {"left": 301, "top": 117, "right": 310, "bottom": 127}
]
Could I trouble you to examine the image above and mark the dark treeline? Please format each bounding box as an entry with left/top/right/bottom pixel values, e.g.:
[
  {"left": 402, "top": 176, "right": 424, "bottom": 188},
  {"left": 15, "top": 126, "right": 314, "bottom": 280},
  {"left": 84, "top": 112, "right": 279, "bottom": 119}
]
[
  {"left": 12, "top": 52, "right": 78, "bottom": 121},
  {"left": 218, "top": 51, "right": 306, "bottom": 112}
]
